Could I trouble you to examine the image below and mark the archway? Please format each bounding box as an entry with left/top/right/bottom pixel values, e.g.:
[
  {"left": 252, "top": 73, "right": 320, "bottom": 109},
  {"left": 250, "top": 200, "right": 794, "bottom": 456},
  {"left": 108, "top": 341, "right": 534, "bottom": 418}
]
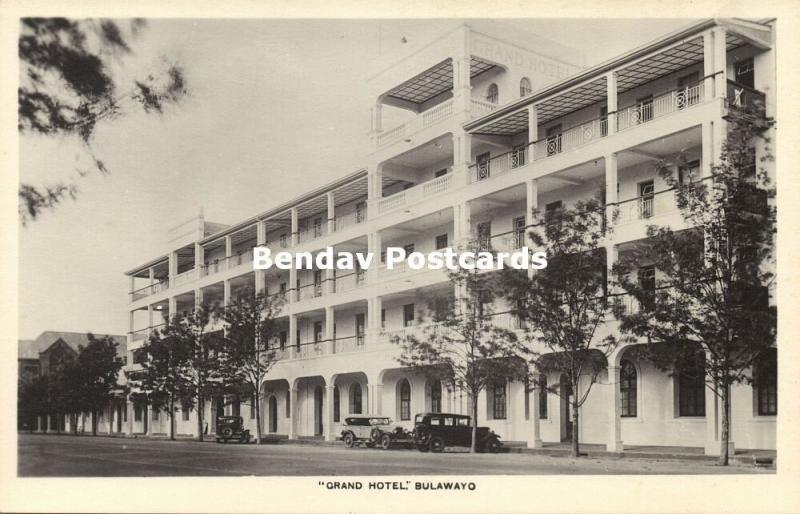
[
  {"left": 268, "top": 396, "right": 278, "bottom": 433},
  {"left": 314, "top": 386, "right": 324, "bottom": 436}
]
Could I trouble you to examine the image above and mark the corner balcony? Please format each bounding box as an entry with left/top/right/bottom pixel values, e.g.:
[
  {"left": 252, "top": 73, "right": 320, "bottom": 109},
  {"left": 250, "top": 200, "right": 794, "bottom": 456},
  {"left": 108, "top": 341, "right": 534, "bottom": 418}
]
[{"left": 467, "top": 81, "right": 708, "bottom": 184}]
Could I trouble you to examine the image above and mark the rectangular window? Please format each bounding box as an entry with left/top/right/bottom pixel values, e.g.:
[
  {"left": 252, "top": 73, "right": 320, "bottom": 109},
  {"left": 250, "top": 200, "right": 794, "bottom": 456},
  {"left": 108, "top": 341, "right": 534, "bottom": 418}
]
[
  {"left": 639, "top": 180, "right": 655, "bottom": 219},
  {"left": 678, "top": 354, "right": 706, "bottom": 417},
  {"left": 381, "top": 308, "right": 386, "bottom": 329},
  {"left": 679, "top": 160, "right": 700, "bottom": 185},
  {"left": 279, "top": 331, "right": 287, "bottom": 351},
  {"left": 476, "top": 152, "right": 491, "bottom": 180},
  {"left": 313, "top": 270, "right": 323, "bottom": 297},
  {"left": 134, "top": 404, "right": 142, "bottom": 422},
  {"left": 355, "top": 201, "right": 366, "bottom": 223},
  {"left": 435, "top": 234, "right": 448, "bottom": 250},
  {"left": 735, "top": 58, "right": 755, "bottom": 89},
  {"left": 296, "top": 329, "right": 300, "bottom": 350},
  {"left": 600, "top": 106, "right": 608, "bottom": 136},
  {"left": 182, "top": 407, "right": 189, "bottom": 421},
  {"left": 403, "top": 304, "right": 415, "bottom": 327},
  {"left": 638, "top": 265, "right": 656, "bottom": 309},
  {"left": 355, "top": 313, "right": 366, "bottom": 345},
  {"left": 314, "top": 321, "right": 323, "bottom": 343},
  {"left": 152, "top": 408, "right": 159, "bottom": 421},
  {"left": 492, "top": 382, "right": 507, "bottom": 420},
  {"left": 545, "top": 201, "right": 563, "bottom": 233},
  {"left": 636, "top": 95, "right": 654, "bottom": 123},
  {"left": 511, "top": 144, "right": 526, "bottom": 168},
  {"left": 546, "top": 124, "right": 562, "bottom": 155},
  {"left": 313, "top": 217, "right": 322, "bottom": 238},
  {"left": 513, "top": 216, "right": 526, "bottom": 248},
  {"left": 280, "top": 233, "right": 287, "bottom": 248},
  {"left": 539, "top": 374, "right": 548, "bottom": 419},
  {"left": 123, "top": 405, "right": 128, "bottom": 422},
  {"left": 477, "top": 221, "right": 491, "bottom": 251}
]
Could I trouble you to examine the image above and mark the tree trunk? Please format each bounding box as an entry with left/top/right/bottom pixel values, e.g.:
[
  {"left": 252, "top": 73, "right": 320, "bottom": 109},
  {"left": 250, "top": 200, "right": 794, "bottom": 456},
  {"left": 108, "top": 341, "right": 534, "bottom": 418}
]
[
  {"left": 470, "top": 396, "right": 478, "bottom": 453},
  {"left": 169, "top": 396, "right": 175, "bottom": 441},
  {"left": 196, "top": 396, "right": 204, "bottom": 442},
  {"left": 255, "top": 391, "right": 262, "bottom": 445},
  {"left": 91, "top": 409, "right": 98, "bottom": 436},
  {"left": 571, "top": 402, "right": 580, "bottom": 457},
  {"left": 719, "top": 383, "right": 731, "bottom": 466}
]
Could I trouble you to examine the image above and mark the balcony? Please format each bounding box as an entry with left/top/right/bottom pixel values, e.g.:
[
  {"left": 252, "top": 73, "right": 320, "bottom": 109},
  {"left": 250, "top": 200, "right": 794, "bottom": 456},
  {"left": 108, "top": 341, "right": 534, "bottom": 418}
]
[
  {"left": 613, "top": 188, "right": 678, "bottom": 226},
  {"left": 333, "top": 334, "right": 366, "bottom": 354},
  {"left": 377, "top": 173, "right": 454, "bottom": 214},
  {"left": 333, "top": 270, "right": 367, "bottom": 293},
  {"left": 130, "top": 280, "right": 169, "bottom": 302},
  {"left": 334, "top": 209, "right": 368, "bottom": 232},
  {"left": 171, "top": 268, "right": 196, "bottom": 287},
  {"left": 470, "top": 98, "right": 500, "bottom": 118},
  {"left": 617, "top": 81, "right": 705, "bottom": 131},
  {"left": 376, "top": 99, "right": 455, "bottom": 148}
]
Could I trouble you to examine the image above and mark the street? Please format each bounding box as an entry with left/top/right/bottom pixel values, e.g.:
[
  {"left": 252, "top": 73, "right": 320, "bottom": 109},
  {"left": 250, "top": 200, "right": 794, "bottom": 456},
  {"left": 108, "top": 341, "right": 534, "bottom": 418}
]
[{"left": 18, "top": 434, "right": 768, "bottom": 476}]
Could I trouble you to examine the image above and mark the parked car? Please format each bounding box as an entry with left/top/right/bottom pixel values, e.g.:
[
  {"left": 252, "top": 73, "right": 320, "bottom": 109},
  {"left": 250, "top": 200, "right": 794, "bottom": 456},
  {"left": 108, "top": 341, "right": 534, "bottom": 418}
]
[
  {"left": 215, "top": 416, "right": 251, "bottom": 444},
  {"left": 412, "top": 413, "right": 502, "bottom": 453},
  {"left": 341, "top": 415, "right": 409, "bottom": 448}
]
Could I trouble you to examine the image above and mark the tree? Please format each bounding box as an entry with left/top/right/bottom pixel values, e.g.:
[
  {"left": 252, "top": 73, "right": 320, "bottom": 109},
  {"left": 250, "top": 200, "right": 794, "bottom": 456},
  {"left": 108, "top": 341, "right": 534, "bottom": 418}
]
[
  {"left": 71, "top": 334, "right": 124, "bottom": 436},
  {"left": 18, "top": 374, "right": 53, "bottom": 432},
  {"left": 148, "top": 306, "right": 226, "bottom": 442},
  {"left": 134, "top": 321, "right": 194, "bottom": 441},
  {"left": 613, "top": 102, "right": 776, "bottom": 465},
  {"left": 391, "top": 241, "right": 529, "bottom": 453},
  {"left": 500, "top": 197, "right": 619, "bottom": 457},
  {"left": 214, "top": 288, "right": 285, "bottom": 444},
  {"left": 18, "top": 18, "right": 188, "bottom": 225}
]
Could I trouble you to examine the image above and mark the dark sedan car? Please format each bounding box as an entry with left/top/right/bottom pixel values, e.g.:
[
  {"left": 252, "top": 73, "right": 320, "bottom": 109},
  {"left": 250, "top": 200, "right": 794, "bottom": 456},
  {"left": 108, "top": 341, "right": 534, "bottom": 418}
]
[{"left": 412, "top": 413, "right": 502, "bottom": 453}]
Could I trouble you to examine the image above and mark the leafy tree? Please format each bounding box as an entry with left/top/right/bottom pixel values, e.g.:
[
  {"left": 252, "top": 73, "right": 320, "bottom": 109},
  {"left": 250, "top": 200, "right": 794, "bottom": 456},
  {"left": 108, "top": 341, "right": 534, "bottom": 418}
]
[
  {"left": 18, "top": 374, "right": 53, "bottom": 432},
  {"left": 134, "top": 321, "right": 194, "bottom": 441},
  {"left": 18, "top": 18, "right": 188, "bottom": 224},
  {"left": 392, "top": 241, "right": 529, "bottom": 453},
  {"left": 500, "top": 198, "right": 618, "bottom": 457},
  {"left": 71, "top": 334, "right": 124, "bottom": 436},
  {"left": 613, "top": 102, "right": 776, "bottom": 465},
  {"left": 214, "top": 288, "right": 285, "bottom": 444}
]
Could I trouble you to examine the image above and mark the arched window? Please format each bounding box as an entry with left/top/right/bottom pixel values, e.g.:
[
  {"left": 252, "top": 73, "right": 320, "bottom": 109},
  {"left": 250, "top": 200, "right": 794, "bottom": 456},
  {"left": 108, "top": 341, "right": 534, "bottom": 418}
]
[
  {"left": 755, "top": 349, "right": 777, "bottom": 416},
  {"left": 520, "top": 77, "right": 532, "bottom": 97},
  {"left": 620, "top": 360, "right": 637, "bottom": 417},
  {"left": 350, "top": 383, "right": 362, "bottom": 414},
  {"left": 399, "top": 379, "right": 411, "bottom": 420},
  {"left": 486, "top": 83, "right": 499, "bottom": 104},
  {"left": 430, "top": 380, "right": 442, "bottom": 413},
  {"left": 333, "top": 386, "right": 340, "bottom": 422}
]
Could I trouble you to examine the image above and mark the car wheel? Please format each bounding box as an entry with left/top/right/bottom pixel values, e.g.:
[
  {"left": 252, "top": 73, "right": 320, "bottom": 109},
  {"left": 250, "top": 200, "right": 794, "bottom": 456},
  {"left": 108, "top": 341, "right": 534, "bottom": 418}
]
[
  {"left": 416, "top": 443, "right": 430, "bottom": 452},
  {"left": 487, "top": 439, "right": 502, "bottom": 453},
  {"left": 343, "top": 432, "right": 355, "bottom": 448},
  {"left": 221, "top": 427, "right": 234, "bottom": 438},
  {"left": 381, "top": 434, "right": 392, "bottom": 450},
  {"left": 369, "top": 427, "right": 381, "bottom": 444},
  {"left": 429, "top": 436, "right": 445, "bottom": 453}
]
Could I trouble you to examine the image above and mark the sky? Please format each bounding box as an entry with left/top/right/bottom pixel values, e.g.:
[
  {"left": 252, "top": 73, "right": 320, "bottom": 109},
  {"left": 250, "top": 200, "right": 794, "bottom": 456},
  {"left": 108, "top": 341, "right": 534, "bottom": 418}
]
[{"left": 18, "top": 18, "right": 692, "bottom": 340}]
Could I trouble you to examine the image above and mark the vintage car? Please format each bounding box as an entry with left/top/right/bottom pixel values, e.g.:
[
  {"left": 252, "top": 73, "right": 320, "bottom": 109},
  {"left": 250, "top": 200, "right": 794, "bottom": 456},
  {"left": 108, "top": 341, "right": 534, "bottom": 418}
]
[
  {"left": 412, "top": 413, "right": 502, "bottom": 453},
  {"left": 340, "top": 415, "right": 413, "bottom": 449},
  {"left": 215, "top": 416, "right": 251, "bottom": 444}
]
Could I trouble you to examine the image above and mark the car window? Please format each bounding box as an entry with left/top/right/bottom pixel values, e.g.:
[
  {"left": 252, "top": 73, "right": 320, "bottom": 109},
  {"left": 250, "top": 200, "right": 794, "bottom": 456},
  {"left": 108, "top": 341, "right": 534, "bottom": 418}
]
[
  {"left": 444, "top": 417, "right": 455, "bottom": 426},
  {"left": 456, "top": 418, "right": 470, "bottom": 427},
  {"left": 430, "top": 416, "right": 443, "bottom": 426}
]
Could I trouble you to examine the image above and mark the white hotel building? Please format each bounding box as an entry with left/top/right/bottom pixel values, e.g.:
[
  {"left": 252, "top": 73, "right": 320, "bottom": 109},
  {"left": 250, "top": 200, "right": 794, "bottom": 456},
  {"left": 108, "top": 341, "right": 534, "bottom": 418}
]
[{"left": 121, "top": 19, "right": 776, "bottom": 454}]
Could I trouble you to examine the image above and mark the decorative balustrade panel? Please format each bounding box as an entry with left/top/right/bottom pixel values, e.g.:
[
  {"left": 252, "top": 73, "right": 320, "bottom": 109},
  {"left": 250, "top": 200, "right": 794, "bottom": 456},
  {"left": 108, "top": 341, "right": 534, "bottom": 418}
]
[
  {"left": 617, "top": 83, "right": 704, "bottom": 131},
  {"left": 333, "top": 337, "right": 366, "bottom": 354},
  {"left": 377, "top": 99, "right": 455, "bottom": 148},
  {"left": 378, "top": 173, "right": 453, "bottom": 214},
  {"left": 470, "top": 98, "right": 500, "bottom": 118},
  {"left": 614, "top": 190, "right": 678, "bottom": 225}
]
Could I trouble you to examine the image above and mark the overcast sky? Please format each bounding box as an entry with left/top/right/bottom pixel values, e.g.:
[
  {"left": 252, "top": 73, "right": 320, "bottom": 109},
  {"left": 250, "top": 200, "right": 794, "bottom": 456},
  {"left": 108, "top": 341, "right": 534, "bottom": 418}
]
[{"left": 18, "top": 18, "right": 692, "bottom": 339}]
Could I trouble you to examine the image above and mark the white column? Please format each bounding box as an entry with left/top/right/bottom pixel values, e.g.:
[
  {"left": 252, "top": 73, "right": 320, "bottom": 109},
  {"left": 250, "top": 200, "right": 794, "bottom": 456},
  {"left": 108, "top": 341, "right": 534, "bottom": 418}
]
[
  {"left": 531, "top": 378, "right": 542, "bottom": 448},
  {"left": 194, "top": 243, "right": 204, "bottom": 271},
  {"left": 168, "top": 251, "right": 178, "bottom": 284},
  {"left": 325, "top": 385, "right": 336, "bottom": 441},
  {"left": 325, "top": 306, "right": 335, "bottom": 354},
  {"left": 606, "top": 360, "right": 624, "bottom": 452},
  {"left": 606, "top": 71, "right": 618, "bottom": 135},
  {"left": 288, "top": 314, "right": 297, "bottom": 357},
  {"left": 369, "top": 374, "right": 383, "bottom": 415},
  {"left": 287, "top": 387, "right": 298, "bottom": 440},
  {"left": 129, "top": 275, "right": 136, "bottom": 295},
  {"left": 146, "top": 405, "right": 153, "bottom": 436},
  {"left": 327, "top": 191, "right": 336, "bottom": 234},
  {"left": 527, "top": 105, "right": 539, "bottom": 143},
  {"left": 367, "top": 232, "right": 381, "bottom": 282},
  {"left": 148, "top": 267, "right": 155, "bottom": 286},
  {"left": 223, "top": 279, "right": 231, "bottom": 307},
  {"left": 290, "top": 207, "right": 299, "bottom": 247},
  {"left": 712, "top": 28, "right": 728, "bottom": 99},
  {"left": 168, "top": 296, "right": 177, "bottom": 318},
  {"left": 525, "top": 179, "right": 538, "bottom": 254}
]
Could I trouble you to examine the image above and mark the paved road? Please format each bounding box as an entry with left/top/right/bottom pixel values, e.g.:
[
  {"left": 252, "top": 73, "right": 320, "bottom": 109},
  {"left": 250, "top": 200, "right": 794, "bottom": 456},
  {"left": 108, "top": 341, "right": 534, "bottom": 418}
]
[{"left": 18, "top": 434, "right": 767, "bottom": 476}]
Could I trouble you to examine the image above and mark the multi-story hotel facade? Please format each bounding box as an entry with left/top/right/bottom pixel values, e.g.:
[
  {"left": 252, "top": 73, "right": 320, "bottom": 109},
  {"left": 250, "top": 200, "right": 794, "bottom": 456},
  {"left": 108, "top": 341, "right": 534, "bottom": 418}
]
[{"left": 120, "top": 18, "right": 776, "bottom": 455}]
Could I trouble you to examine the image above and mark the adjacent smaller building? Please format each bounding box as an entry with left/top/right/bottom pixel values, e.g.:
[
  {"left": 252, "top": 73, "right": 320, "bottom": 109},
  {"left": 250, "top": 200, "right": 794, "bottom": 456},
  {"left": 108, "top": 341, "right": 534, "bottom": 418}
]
[{"left": 17, "top": 331, "right": 127, "bottom": 432}]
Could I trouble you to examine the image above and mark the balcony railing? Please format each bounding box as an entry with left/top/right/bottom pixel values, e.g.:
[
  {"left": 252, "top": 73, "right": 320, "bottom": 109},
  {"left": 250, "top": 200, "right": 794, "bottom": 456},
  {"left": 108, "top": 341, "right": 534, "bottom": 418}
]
[
  {"left": 333, "top": 335, "right": 366, "bottom": 354},
  {"left": 334, "top": 208, "right": 368, "bottom": 231},
  {"left": 617, "top": 82, "right": 705, "bottom": 131},
  {"left": 614, "top": 188, "right": 678, "bottom": 226},
  {"left": 377, "top": 173, "right": 454, "bottom": 214},
  {"left": 172, "top": 268, "right": 196, "bottom": 287},
  {"left": 333, "top": 271, "right": 367, "bottom": 293},
  {"left": 296, "top": 341, "right": 327, "bottom": 359},
  {"left": 298, "top": 223, "right": 330, "bottom": 244},
  {"left": 297, "top": 282, "right": 325, "bottom": 301},
  {"left": 130, "top": 280, "right": 169, "bottom": 301},
  {"left": 376, "top": 99, "right": 455, "bottom": 148},
  {"left": 726, "top": 80, "right": 766, "bottom": 113},
  {"left": 470, "top": 98, "right": 500, "bottom": 118}
]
